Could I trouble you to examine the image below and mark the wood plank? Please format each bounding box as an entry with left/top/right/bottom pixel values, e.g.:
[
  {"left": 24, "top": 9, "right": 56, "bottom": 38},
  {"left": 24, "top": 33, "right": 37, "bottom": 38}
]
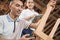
[
  {"left": 34, "top": 31, "right": 53, "bottom": 40},
  {"left": 49, "top": 18, "right": 60, "bottom": 38}
]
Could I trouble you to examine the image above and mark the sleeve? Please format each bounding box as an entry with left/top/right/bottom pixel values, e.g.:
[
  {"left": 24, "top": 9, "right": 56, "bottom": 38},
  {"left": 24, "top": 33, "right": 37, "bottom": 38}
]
[
  {"left": 35, "top": 12, "right": 39, "bottom": 16},
  {"left": 32, "top": 14, "right": 43, "bottom": 23},
  {"left": 38, "top": 14, "right": 43, "bottom": 18},
  {"left": 0, "top": 17, "right": 4, "bottom": 35},
  {"left": 22, "top": 19, "right": 31, "bottom": 29},
  {"left": 19, "top": 10, "right": 27, "bottom": 19},
  {"left": 19, "top": 13, "right": 25, "bottom": 19}
]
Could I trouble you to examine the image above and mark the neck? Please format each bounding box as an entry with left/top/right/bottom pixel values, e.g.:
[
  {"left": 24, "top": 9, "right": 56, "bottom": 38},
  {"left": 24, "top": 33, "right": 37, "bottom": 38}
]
[
  {"left": 29, "top": 8, "right": 33, "bottom": 11},
  {"left": 9, "top": 12, "right": 17, "bottom": 21}
]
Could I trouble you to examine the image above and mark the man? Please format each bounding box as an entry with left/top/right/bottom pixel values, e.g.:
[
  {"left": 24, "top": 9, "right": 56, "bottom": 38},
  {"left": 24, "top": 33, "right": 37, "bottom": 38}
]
[
  {"left": 0, "top": 0, "right": 56, "bottom": 40},
  {"left": 0, "top": 0, "right": 33, "bottom": 40}
]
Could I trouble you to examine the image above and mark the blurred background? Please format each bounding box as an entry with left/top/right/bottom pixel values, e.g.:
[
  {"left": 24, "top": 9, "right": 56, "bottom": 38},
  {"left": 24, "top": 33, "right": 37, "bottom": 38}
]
[{"left": 0, "top": 0, "right": 60, "bottom": 40}]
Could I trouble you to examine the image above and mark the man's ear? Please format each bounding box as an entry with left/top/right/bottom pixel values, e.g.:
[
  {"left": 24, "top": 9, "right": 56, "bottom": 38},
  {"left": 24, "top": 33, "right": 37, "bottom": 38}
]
[{"left": 9, "top": 4, "right": 12, "bottom": 10}]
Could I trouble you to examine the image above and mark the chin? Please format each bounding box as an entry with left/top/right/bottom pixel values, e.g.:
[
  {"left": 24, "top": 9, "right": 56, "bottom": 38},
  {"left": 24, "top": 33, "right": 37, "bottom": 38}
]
[
  {"left": 29, "top": 7, "right": 33, "bottom": 9},
  {"left": 16, "top": 14, "right": 20, "bottom": 17}
]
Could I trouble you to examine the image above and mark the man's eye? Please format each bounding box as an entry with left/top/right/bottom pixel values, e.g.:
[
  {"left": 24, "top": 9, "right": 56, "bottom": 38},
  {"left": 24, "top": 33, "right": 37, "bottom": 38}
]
[
  {"left": 32, "top": 2, "right": 34, "bottom": 3},
  {"left": 28, "top": 2, "right": 30, "bottom": 3},
  {"left": 16, "top": 4, "right": 20, "bottom": 7}
]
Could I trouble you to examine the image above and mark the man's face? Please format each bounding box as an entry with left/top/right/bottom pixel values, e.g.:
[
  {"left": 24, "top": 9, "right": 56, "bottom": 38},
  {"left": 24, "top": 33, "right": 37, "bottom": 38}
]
[
  {"left": 26, "top": 0, "right": 34, "bottom": 9},
  {"left": 10, "top": 1, "right": 23, "bottom": 16}
]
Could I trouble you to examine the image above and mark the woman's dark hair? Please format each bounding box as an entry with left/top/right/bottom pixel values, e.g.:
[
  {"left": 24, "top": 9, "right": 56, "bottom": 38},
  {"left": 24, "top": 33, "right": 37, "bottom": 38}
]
[
  {"left": 20, "top": 0, "right": 34, "bottom": 9},
  {"left": 20, "top": 0, "right": 27, "bottom": 9},
  {"left": 20, "top": 0, "right": 26, "bottom": 4}
]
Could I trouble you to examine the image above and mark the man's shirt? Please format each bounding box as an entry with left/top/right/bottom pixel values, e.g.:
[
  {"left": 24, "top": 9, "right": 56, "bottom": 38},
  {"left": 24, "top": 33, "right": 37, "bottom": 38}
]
[{"left": 0, "top": 14, "right": 31, "bottom": 39}]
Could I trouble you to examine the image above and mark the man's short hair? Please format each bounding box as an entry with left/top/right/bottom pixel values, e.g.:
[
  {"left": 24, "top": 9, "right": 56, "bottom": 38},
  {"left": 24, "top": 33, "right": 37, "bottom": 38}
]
[{"left": 10, "top": 0, "right": 14, "bottom": 5}]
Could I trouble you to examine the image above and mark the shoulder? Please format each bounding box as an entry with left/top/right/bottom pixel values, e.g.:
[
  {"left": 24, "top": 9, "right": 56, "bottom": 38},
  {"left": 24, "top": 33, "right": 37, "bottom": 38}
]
[
  {"left": 21, "top": 9, "right": 32, "bottom": 15},
  {"left": 21, "top": 9, "right": 28, "bottom": 14},
  {"left": 22, "top": 9, "right": 30, "bottom": 12},
  {"left": 33, "top": 10, "right": 43, "bottom": 16},
  {"left": 0, "top": 15, "right": 7, "bottom": 21},
  {"left": 33, "top": 11, "right": 39, "bottom": 15},
  {"left": 0, "top": 15, "right": 7, "bottom": 18}
]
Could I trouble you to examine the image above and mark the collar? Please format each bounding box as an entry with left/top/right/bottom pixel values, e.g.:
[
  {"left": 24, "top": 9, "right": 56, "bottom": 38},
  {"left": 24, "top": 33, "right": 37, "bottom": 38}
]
[{"left": 7, "top": 14, "right": 20, "bottom": 22}]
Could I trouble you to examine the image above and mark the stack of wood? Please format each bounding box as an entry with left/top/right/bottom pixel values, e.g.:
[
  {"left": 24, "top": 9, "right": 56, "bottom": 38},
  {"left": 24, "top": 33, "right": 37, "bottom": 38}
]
[{"left": 34, "top": 0, "right": 60, "bottom": 40}]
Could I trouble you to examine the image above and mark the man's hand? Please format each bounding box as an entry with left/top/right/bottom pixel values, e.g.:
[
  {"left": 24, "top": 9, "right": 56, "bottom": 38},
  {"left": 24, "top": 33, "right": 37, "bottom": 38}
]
[
  {"left": 47, "top": 0, "right": 57, "bottom": 11},
  {"left": 20, "top": 34, "right": 35, "bottom": 40}
]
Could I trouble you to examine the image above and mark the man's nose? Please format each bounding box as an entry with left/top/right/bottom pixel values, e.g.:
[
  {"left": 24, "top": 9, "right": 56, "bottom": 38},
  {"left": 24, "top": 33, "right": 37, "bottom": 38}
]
[
  {"left": 18, "top": 8, "right": 23, "bottom": 11},
  {"left": 20, "top": 8, "right": 23, "bottom": 11},
  {"left": 18, "top": 9, "right": 20, "bottom": 12}
]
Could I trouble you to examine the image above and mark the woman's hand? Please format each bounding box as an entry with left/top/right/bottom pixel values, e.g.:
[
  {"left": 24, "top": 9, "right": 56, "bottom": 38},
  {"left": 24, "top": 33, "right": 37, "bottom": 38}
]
[{"left": 47, "top": 0, "right": 57, "bottom": 11}]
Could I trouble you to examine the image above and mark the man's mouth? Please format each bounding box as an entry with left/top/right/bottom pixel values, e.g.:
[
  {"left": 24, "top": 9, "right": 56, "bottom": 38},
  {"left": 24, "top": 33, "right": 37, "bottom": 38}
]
[
  {"left": 17, "top": 11, "right": 21, "bottom": 14},
  {"left": 29, "top": 5, "right": 33, "bottom": 8},
  {"left": 29, "top": 5, "right": 32, "bottom": 7}
]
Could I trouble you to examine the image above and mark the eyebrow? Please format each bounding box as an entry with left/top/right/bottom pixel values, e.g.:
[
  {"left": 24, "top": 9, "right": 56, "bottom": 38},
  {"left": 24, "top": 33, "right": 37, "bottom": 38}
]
[
  {"left": 15, "top": 3, "right": 23, "bottom": 7},
  {"left": 16, "top": 4, "right": 20, "bottom": 6}
]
